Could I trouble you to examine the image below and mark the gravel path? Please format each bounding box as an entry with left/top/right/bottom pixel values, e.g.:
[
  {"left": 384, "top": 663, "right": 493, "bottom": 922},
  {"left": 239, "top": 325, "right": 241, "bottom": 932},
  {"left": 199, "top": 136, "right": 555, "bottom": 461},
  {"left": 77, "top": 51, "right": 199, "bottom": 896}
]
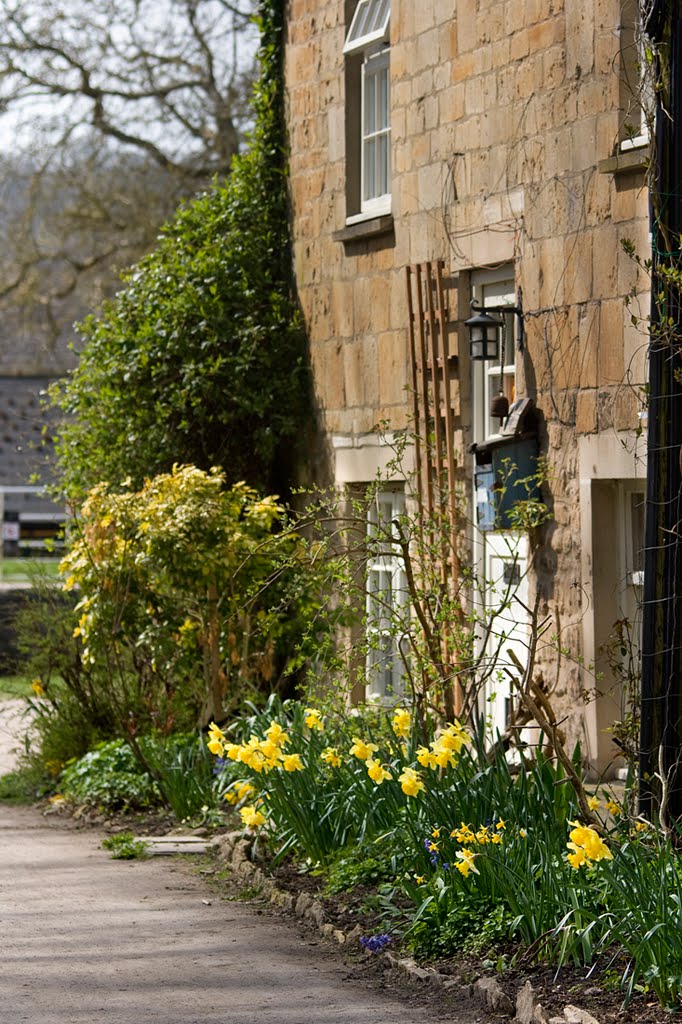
[
  {"left": 0, "top": 804, "right": 482, "bottom": 1024},
  {"left": 0, "top": 706, "right": 481, "bottom": 1024}
]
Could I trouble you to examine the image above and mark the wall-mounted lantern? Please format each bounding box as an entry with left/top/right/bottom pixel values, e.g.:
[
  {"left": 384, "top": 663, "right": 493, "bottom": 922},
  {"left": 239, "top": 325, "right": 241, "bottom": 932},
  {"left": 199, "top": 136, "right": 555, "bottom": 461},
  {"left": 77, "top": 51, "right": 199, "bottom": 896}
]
[{"left": 464, "top": 294, "right": 524, "bottom": 361}]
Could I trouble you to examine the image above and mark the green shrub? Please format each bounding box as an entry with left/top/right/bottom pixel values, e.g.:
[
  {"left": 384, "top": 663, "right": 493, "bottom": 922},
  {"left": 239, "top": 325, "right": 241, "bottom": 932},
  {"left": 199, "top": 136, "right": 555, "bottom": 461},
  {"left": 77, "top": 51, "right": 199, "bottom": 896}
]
[
  {"left": 61, "top": 740, "right": 161, "bottom": 811},
  {"left": 60, "top": 733, "right": 221, "bottom": 822}
]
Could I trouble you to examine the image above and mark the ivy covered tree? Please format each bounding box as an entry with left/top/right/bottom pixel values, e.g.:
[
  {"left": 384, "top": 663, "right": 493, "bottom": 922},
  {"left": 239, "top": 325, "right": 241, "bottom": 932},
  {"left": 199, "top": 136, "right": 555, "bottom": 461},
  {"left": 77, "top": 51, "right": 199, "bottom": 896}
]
[{"left": 51, "top": 0, "right": 310, "bottom": 499}]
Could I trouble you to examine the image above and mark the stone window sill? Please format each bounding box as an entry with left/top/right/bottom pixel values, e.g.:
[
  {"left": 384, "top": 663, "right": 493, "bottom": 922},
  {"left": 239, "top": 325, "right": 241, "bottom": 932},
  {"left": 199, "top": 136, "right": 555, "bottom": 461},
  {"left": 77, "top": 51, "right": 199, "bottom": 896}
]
[
  {"left": 333, "top": 213, "right": 394, "bottom": 244},
  {"left": 598, "top": 147, "right": 649, "bottom": 176}
]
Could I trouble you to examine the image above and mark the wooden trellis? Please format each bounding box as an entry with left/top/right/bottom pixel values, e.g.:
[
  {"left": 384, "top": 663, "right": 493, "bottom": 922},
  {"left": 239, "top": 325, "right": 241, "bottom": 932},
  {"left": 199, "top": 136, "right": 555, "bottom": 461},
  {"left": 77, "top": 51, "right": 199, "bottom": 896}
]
[
  {"left": 405, "top": 260, "right": 466, "bottom": 718},
  {"left": 405, "top": 260, "right": 462, "bottom": 584}
]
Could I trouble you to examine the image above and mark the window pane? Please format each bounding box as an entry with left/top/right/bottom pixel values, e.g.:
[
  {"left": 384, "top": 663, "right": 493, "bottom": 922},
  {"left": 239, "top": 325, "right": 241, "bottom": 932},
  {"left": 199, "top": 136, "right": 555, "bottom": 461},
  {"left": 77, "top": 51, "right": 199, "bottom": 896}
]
[
  {"left": 364, "top": 138, "right": 376, "bottom": 200},
  {"left": 362, "top": 57, "right": 389, "bottom": 203},
  {"left": 377, "top": 65, "right": 389, "bottom": 129},
  {"left": 377, "top": 134, "right": 389, "bottom": 197},
  {"left": 344, "top": 0, "right": 390, "bottom": 55},
  {"left": 365, "top": 72, "right": 376, "bottom": 133}
]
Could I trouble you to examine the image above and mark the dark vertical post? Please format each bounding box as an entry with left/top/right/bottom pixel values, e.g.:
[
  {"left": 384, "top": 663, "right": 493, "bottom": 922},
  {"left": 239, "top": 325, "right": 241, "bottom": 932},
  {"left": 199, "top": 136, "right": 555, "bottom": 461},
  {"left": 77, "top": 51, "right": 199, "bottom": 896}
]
[{"left": 640, "top": 0, "right": 682, "bottom": 820}]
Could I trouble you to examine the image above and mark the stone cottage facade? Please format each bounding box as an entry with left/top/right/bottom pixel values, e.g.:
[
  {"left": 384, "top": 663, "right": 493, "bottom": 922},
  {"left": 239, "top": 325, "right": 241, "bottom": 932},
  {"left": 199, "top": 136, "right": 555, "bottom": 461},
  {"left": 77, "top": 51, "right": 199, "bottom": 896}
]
[{"left": 283, "top": 0, "right": 651, "bottom": 776}]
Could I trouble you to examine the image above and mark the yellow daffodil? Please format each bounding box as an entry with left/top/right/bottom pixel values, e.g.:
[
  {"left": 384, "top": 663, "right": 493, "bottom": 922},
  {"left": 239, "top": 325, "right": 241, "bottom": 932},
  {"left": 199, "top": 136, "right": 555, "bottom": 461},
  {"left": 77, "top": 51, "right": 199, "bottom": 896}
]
[
  {"left": 432, "top": 745, "right": 457, "bottom": 770},
  {"left": 224, "top": 781, "right": 255, "bottom": 805},
  {"left": 415, "top": 875, "right": 426, "bottom": 885},
  {"left": 366, "top": 758, "right": 391, "bottom": 784},
  {"left": 350, "top": 737, "right": 379, "bottom": 761},
  {"left": 321, "top": 746, "right": 341, "bottom": 768},
  {"left": 391, "top": 708, "right": 411, "bottom": 739},
  {"left": 496, "top": 819, "right": 506, "bottom": 831},
  {"left": 566, "top": 820, "right": 613, "bottom": 865},
  {"left": 567, "top": 842, "right": 588, "bottom": 869},
  {"left": 438, "top": 720, "right": 471, "bottom": 753},
  {"left": 455, "top": 849, "right": 479, "bottom": 877},
  {"left": 207, "top": 737, "right": 224, "bottom": 756},
  {"left": 431, "top": 828, "right": 441, "bottom": 838},
  {"left": 606, "top": 799, "right": 622, "bottom": 816},
  {"left": 281, "top": 753, "right": 304, "bottom": 772},
  {"left": 265, "top": 721, "right": 289, "bottom": 747},
  {"left": 588, "top": 795, "right": 601, "bottom": 811},
  {"left": 240, "top": 805, "right": 266, "bottom": 829},
  {"left": 398, "top": 766, "right": 425, "bottom": 797},
  {"left": 451, "top": 823, "right": 475, "bottom": 844},
  {"left": 304, "top": 708, "right": 324, "bottom": 731},
  {"left": 260, "top": 738, "right": 281, "bottom": 762},
  {"left": 31, "top": 679, "right": 45, "bottom": 696},
  {"left": 416, "top": 746, "right": 439, "bottom": 770}
]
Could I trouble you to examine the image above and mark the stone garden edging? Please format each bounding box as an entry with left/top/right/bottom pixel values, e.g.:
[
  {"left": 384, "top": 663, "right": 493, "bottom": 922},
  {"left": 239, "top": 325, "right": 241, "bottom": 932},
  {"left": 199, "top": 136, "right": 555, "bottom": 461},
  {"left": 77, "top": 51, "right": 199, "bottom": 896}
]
[{"left": 209, "top": 831, "right": 604, "bottom": 1024}]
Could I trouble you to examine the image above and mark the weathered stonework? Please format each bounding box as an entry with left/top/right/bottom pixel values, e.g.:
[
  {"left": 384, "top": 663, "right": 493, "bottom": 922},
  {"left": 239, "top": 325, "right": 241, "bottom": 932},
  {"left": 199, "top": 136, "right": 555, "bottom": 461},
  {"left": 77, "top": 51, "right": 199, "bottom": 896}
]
[{"left": 284, "top": 0, "right": 649, "bottom": 773}]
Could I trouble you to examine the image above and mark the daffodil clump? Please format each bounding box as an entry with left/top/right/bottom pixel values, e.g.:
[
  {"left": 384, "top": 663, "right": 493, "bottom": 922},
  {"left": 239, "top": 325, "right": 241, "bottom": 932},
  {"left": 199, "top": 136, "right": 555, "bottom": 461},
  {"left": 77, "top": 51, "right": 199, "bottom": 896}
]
[
  {"left": 416, "top": 720, "right": 470, "bottom": 770},
  {"left": 566, "top": 820, "right": 613, "bottom": 869},
  {"left": 207, "top": 720, "right": 304, "bottom": 777},
  {"left": 204, "top": 698, "right": 682, "bottom": 1009},
  {"left": 207, "top": 702, "right": 474, "bottom": 858}
]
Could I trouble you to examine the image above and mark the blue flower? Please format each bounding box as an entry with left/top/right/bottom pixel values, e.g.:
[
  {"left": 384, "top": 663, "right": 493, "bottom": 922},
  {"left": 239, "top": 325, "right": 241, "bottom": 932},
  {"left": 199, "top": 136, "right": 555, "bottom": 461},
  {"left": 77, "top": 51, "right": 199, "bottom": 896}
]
[
  {"left": 424, "top": 837, "right": 439, "bottom": 865},
  {"left": 212, "top": 757, "right": 226, "bottom": 776},
  {"left": 360, "top": 933, "right": 392, "bottom": 953}
]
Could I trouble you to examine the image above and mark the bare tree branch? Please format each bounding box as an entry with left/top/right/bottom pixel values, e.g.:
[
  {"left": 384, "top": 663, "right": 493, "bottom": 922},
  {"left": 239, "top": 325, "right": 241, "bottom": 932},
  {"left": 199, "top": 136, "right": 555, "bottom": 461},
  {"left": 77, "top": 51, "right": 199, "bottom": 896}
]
[{"left": 0, "top": 0, "right": 258, "bottom": 366}]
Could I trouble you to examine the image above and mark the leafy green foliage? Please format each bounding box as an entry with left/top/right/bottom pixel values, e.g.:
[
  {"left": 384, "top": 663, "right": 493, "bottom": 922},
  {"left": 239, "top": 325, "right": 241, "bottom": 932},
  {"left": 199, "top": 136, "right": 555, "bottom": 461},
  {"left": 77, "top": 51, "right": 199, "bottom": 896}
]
[
  {"left": 0, "top": 765, "right": 55, "bottom": 804},
  {"left": 51, "top": 1, "right": 309, "bottom": 500},
  {"left": 101, "top": 832, "right": 150, "bottom": 860},
  {"left": 61, "top": 466, "right": 330, "bottom": 728},
  {"left": 60, "top": 733, "right": 222, "bottom": 822},
  {"left": 139, "top": 733, "right": 220, "bottom": 822},
  {"left": 61, "top": 740, "right": 161, "bottom": 811},
  {"left": 323, "top": 844, "right": 400, "bottom": 896}
]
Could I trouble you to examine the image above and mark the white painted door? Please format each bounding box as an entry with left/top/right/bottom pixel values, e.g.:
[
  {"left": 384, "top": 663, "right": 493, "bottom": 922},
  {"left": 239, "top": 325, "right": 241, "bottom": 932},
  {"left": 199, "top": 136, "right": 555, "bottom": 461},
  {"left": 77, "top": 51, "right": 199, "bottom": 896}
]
[{"left": 480, "top": 532, "right": 529, "bottom": 736}]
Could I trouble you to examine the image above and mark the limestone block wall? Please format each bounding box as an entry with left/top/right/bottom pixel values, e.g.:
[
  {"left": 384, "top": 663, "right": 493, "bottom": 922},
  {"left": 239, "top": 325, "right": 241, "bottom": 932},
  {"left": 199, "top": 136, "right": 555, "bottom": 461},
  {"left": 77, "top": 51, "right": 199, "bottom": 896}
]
[{"left": 284, "top": 0, "right": 650, "bottom": 769}]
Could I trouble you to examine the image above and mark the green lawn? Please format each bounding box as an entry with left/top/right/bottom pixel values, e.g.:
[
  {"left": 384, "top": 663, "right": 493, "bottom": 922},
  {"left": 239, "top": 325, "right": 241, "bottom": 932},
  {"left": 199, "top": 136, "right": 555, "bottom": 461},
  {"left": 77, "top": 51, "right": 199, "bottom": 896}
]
[
  {"left": 0, "top": 558, "right": 60, "bottom": 582},
  {"left": 0, "top": 676, "right": 35, "bottom": 700}
]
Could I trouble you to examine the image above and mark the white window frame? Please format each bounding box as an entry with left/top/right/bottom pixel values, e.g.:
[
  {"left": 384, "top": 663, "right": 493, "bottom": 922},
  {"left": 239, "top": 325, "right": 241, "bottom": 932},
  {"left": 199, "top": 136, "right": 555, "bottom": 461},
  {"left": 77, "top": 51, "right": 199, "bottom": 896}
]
[
  {"left": 620, "top": 1, "right": 654, "bottom": 151},
  {"left": 365, "top": 487, "right": 407, "bottom": 702},
  {"left": 344, "top": 0, "right": 391, "bottom": 224},
  {"left": 471, "top": 273, "right": 517, "bottom": 446},
  {"left": 361, "top": 46, "right": 391, "bottom": 214},
  {"left": 343, "top": 0, "right": 390, "bottom": 56}
]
